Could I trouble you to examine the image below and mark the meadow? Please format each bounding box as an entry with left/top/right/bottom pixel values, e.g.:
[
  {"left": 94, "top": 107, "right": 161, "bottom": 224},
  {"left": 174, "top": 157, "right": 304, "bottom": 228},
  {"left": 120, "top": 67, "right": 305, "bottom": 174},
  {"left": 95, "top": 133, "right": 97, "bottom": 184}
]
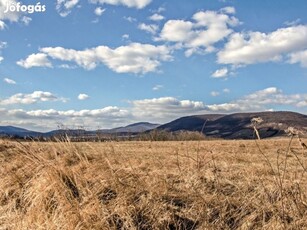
[{"left": 0, "top": 137, "right": 306, "bottom": 229}]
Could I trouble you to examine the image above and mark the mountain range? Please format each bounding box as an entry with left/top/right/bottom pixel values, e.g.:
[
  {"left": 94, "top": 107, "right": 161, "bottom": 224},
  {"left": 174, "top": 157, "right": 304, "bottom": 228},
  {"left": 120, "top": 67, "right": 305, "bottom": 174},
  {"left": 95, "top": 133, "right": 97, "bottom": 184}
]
[
  {"left": 158, "top": 111, "right": 307, "bottom": 139},
  {"left": 0, "top": 111, "right": 306, "bottom": 139},
  {"left": 0, "top": 122, "right": 159, "bottom": 138}
]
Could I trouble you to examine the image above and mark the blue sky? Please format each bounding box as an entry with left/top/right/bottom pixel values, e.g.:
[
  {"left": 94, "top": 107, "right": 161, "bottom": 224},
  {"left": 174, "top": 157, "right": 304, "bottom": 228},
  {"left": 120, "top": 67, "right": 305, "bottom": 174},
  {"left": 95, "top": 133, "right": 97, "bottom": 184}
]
[{"left": 0, "top": 0, "right": 307, "bottom": 131}]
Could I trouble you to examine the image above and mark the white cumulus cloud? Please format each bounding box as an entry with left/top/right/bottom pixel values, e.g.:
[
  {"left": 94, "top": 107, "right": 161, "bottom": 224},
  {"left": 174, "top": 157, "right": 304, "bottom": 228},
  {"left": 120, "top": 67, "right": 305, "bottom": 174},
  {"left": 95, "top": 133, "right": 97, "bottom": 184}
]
[
  {"left": 0, "top": 0, "right": 33, "bottom": 27},
  {"left": 0, "top": 91, "right": 63, "bottom": 105},
  {"left": 158, "top": 8, "right": 240, "bottom": 56},
  {"left": 131, "top": 97, "right": 206, "bottom": 122},
  {"left": 94, "top": 7, "right": 105, "bottom": 16},
  {"left": 149, "top": 13, "right": 164, "bottom": 21},
  {"left": 78, "top": 94, "right": 89, "bottom": 100},
  {"left": 218, "top": 25, "right": 307, "bottom": 65},
  {"left": 1, "top": 106, "right": 132, "bottom": 131},
  {"left": 19, "top": 43, "right": 172, "bottom": 74},
  {"left": 0, "top": 0, "right": 22, "bottom": 28},
  {"left": 212, "top": 67, "right": 229, "bottom": 78},
  {"left": 289, "top": 49, "right": 307, "bottom": 68},
  {"left": 207, "top": 87, "right": 307, "bottom": 112},
  {"left": 17, "top": 53, "right": 52, "bottom": 69}
]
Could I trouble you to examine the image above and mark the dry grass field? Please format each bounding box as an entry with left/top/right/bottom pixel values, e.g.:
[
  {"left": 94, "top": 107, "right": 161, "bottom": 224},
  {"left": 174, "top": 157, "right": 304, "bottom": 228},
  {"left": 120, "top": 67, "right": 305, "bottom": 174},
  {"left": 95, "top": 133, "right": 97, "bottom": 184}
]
[{"left": 0, "top": 137, "right": 306, "bottom": 229}]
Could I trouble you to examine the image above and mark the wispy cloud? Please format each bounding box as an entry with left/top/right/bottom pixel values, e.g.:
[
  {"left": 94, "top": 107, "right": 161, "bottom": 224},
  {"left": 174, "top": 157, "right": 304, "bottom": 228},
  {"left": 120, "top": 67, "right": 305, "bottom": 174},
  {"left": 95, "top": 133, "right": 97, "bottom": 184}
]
[
  {"left": 211, "top": 91, "right": 220, "bottom": 97},
  {"left": 0, "top": 41, "right": 7, "bottom": 62},
  {"left": 123, "top": 16, "right": 136, "bottom": 22},
  {"left": 152, "top": 85, "right": 163, "bottom": 91},
  {"left": 90, "top": 0, "right": 152, "bottom": 9},
  {"left": 56, "top": 0, "right": 79, "bottom": 17},
  {"left": 138, "top": 23, "right": 159, "bottom": 34},
  {"left": 3, "top": 78, "right": 16, "bottom": 85}
]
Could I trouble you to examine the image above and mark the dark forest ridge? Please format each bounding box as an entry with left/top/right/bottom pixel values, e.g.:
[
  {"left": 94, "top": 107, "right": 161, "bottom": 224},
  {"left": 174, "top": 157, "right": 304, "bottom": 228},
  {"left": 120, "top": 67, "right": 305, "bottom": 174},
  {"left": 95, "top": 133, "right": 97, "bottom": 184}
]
[{"left": 158, "top": 111, "right": 307, "bottom": 139}]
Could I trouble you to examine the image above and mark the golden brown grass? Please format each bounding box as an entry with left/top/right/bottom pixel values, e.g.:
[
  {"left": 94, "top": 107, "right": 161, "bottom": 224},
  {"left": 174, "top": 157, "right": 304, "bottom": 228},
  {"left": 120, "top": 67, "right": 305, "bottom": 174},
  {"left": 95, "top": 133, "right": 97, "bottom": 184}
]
[{"left": 0, "top": 137, "right": 306, "bottom": 229}]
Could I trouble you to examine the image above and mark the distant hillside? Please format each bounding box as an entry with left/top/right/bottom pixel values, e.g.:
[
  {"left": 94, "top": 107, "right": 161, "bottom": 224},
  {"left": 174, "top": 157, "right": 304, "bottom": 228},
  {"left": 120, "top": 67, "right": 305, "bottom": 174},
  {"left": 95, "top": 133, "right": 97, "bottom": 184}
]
[
  {"left": 0, "top": 126, "right": 42, "bottom": 137},
  {"left": 158, "top": 114, "right": 225, "bottom": 132},
  {"left": 158, "top": 111, "right": 307, "bottom": 139},
  {"left": 103, "top": 122, "right": 160, "bottom": 133},
  {"left": 1, "top": 122, "right": 160, "bottom": 139}
]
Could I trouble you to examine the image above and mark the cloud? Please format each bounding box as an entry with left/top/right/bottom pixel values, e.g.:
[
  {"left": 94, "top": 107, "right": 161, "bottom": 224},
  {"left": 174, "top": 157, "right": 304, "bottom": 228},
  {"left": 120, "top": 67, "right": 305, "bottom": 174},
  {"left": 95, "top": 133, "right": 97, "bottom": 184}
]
[
  {"left": 94, "top": 7, "right": 105, "bottom": 16},
  {"left": 149, "top": 13, "right": 164, "bottom": 21},
  {"left": 0, "top": 20, "right": 5, "bottom": 30},
  {"left": 20, "top": 43, "right": 172, "bottom": 74},
  {"left": 122, "top": 34, "right": 129, "bottom": 39},
  {"left": 211, "top": 91, "right": 220, "bottom": 97},
  {"left": 90, "top": 0, "right": 152, "bottom": 9},
  {"left": 212, "top": 67, "right": 229, "bottom": 78},
  {"left": 218, "top": 25, "right": 307, "bottom": 65},
  {"left": 78, "top": 94, "right": 89, "bottom": 100},
  {"left": 284, "top": 19, "right": 301, "bottom": 27},
  {"left": 0, "top": 0, "right": 33, "bottom": 28},
  {"left": 0, "top": 0, "right": 22, "bottom": 25},
  {"left": 21, "top": 16, "right": 32, "bottom": 26},
  {"left": 152, "top": 85, "right": 163, "bottom": 91},
  {"left": 0, "top": 41, "right": 6, "bottom": 49},
  {"left": 0, "top": 41, "right": 7, "bottom": 62},
  {"left": 3, "top": 78, "right": 16, "bottom": 84},
  {"left": 156, "top": 7, "right": 165, "bottom": 13},
  {"left": 56, "top": 0, "right": 79, "bottom": 17},
  {"left": 207, "top": 87, "right": 307, "bottom": 112},
  {"left": 138, "top": 23, "right": 158, "bottom": 34},
  {"left": 0, "top": 106, "right": 131, "bottom": 131},
  {"left": 288, "top": 50, "right": 307, "bottom": 68},
  {"left": 0, "top": 91, "right": 63, "bottom": 105},
  {"left": 123, "top": 16, "right": 136, "bottom": 22},
  {"left": 131, "top": 97, "right": 206, "bottom": 122},
  {"left": 297, "top": 100, "right": 307, "bottom": 107},
  {"left": 58, "top": 64, "right": 77, "bottom": 69},
  {"left": 223, "top": 88, "right": 230, "bottom": 93},
  {"left": 17, "top": 53, "right": 52, "bottom": 69},
  {"left": 158, "top": 9, "right": 240, "bottom": 56},
  {"left": 220, "top": 6, "right": 236, "bottom": 14}
]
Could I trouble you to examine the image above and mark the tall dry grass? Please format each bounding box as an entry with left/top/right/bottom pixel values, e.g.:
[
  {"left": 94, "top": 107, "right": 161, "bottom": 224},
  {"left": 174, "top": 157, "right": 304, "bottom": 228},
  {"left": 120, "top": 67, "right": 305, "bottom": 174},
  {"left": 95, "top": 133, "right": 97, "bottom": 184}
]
[{"left": 0, "top": 137, "right": 306, "bottom": 229}]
